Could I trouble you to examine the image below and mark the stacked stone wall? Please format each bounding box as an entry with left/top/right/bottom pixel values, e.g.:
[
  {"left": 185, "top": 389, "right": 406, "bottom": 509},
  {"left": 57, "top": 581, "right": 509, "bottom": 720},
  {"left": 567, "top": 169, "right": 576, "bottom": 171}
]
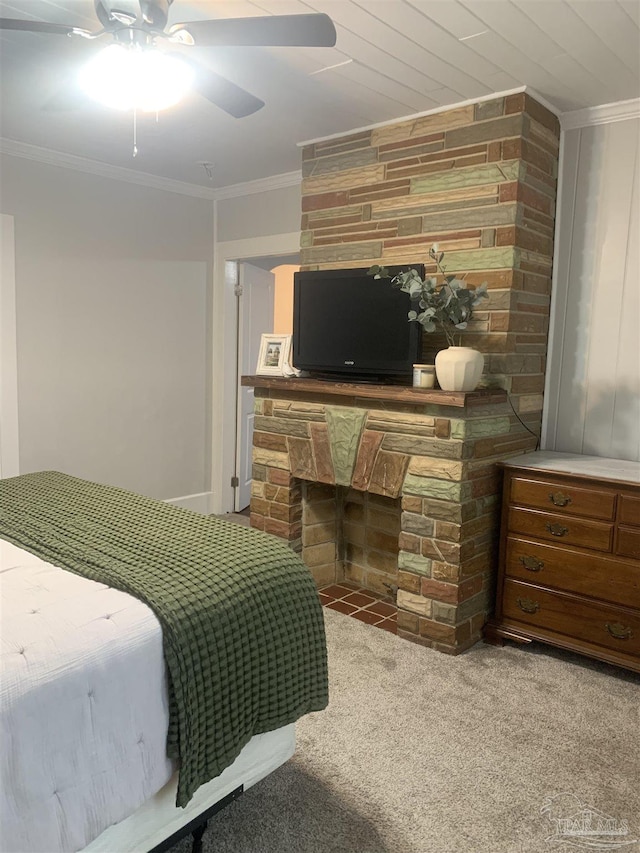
[
  {"left": 300, "top": 93, "right": 560, "bottom": 435},
  {"left": 341, "top": 490, "right": 401, "bottom": 597},
  {"left": 301, "top": 483, "right": 339, "bottom": 587}
]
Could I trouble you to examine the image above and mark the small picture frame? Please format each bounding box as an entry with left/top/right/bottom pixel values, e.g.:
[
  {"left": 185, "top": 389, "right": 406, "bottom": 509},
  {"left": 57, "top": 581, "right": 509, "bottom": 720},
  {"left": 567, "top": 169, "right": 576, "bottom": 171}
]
[{"left": 256, "top": 334, "right": 293, "bottom": 376}]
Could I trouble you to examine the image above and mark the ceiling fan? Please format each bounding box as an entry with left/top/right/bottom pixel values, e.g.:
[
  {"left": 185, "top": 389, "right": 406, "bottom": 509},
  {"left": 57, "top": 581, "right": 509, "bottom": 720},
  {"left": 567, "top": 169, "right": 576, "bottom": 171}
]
[{"left": 0, "top": 0, "right": 337, "bottom": 117}]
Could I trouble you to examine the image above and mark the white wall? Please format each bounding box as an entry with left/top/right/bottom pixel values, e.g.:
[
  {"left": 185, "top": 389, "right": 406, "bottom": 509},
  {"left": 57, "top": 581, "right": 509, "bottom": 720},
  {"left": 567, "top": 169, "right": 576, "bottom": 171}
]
[
  {"left": 273, "top": 264, "right": 299, "bottom": 335},
  {"left": 0, "top": 155, "right": 214, "bottom": 500},
  {"left": 544, "top": 113, "right": 640, "bottom": 462},
  {"left": 216, "top": 183, "right": 301, "bottom": 242}
]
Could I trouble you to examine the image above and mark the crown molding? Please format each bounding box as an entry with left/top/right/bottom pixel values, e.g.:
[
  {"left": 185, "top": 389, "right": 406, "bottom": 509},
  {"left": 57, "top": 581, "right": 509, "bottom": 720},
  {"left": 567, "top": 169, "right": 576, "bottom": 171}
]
[
  {"left": 560, "top": 99, "right": 640, "bottom": 130},
  {"left": 0, "top": 138, "right": 217, "bottom": 200},
  {"left": 5, "top": 96, "right": 636, "bottom": 200},
  {"left": 298, "top": 86, "right": 565, "bottom": 147},
  {"left": 298, "top": 88, "right": 528, "bottom": 147},
  {"left": 523, "top": 87, "right": 562, "bottom": 118},
  {"left": 0, "top": 137, "right": 303, "bottom": 201},
  {"left": 213, "top": 170, "right": 302, "bottom": 201}
]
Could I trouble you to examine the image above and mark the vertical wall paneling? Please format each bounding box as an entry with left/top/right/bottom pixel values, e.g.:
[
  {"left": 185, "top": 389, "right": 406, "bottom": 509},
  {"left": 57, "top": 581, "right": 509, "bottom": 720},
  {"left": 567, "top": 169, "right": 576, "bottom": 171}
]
[
  {"left": 543, "top": 130, "right": 579, "bottom": 450},
  {"left": 581, "top": 122, "right": 638, "bottom": 456},
  {"left": 543, "top": 115, "right": 640, "bottom": 461},
  {"left": 612, "top": 141, "right": 640, "bottom": 460},
  {"left": 554, "top": 126, "right": 604, "bottom": 451}
]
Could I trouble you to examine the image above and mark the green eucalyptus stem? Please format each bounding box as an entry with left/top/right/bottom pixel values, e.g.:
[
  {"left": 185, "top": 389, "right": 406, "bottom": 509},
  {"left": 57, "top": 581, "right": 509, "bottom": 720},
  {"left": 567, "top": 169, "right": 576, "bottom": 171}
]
[
  {"left": 367, "top": 250, "right": 488, "bottom": 350},
  {"left": 430, "top": 247, "right": 459, "bottom": 345},
  {"left": 431, "top": 252, "right": 448, "bottom": 278},
  {"left": 439, "top": 320, "right": 456, "bottom": 348}
]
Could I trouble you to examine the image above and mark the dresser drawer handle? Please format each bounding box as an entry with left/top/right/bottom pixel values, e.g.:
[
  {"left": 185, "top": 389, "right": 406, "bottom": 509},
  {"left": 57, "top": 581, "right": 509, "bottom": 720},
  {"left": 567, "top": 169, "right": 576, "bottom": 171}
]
[
  {"left": 517, "top": 597, "right": 539, "bottom": 614},
  {"left": 605, "top": 622, "right": 633, "bottom": 641},
  {"left": 546, "top": 523, "right": 569, "bottom": 537},
  {"left": 549, "top": 491, "right": 572, "bottom": 507},
  {"left": 519, "top": 555, "right": 544, "bottom": 572}
]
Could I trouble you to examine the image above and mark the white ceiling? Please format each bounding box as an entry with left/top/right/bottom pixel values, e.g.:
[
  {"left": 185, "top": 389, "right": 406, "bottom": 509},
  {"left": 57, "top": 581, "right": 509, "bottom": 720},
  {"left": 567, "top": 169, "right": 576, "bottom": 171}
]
[{"left": 1, "top": 0, "right": 638, "bottom": 189}]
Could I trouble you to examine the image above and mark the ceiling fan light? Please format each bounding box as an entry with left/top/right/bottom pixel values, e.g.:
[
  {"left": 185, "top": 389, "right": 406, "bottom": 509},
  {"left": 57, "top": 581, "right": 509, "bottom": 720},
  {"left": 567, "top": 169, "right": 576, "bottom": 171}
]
[{"left": 78, "top": 45, "right": 194, "bottom": 112}]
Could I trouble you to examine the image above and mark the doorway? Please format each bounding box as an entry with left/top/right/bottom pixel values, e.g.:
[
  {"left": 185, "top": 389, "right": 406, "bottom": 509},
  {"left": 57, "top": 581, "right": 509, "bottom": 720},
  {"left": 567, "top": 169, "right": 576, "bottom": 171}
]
[
  {"left": 235, "top": 262, "right": 274, "bottom": 511},
  {"left": 233, "top": 255, "right": 300, "bottom": 512},
  {"left": 211, "top": 231, "right": 300, "bottom": 516}
]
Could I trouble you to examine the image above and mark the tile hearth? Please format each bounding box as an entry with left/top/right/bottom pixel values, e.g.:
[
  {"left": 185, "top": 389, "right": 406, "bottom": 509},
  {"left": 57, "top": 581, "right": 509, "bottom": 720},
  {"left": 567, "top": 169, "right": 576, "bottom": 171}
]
[{"left": 319, "top": 582, "right": 398, "bottom": 634}]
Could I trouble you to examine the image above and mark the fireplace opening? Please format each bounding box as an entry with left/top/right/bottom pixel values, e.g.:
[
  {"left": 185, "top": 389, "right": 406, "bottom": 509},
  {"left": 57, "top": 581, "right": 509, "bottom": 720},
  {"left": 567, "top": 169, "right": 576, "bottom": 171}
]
[
  {"left": 341, "top": 488, "right": 400, "bottom": 600},
  {"left": 301, "top": 481, "right": 400, "bottom": 600}
]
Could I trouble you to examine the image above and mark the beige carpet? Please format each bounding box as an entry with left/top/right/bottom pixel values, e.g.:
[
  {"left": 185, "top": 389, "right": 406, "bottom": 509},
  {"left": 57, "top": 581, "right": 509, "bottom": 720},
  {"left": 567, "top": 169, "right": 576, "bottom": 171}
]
[
  {"left": 170, "top": 608, "right": 640, "bottom": 853},
  {"left": 216, "top": 512, "right": 251, "bottom": 527}
]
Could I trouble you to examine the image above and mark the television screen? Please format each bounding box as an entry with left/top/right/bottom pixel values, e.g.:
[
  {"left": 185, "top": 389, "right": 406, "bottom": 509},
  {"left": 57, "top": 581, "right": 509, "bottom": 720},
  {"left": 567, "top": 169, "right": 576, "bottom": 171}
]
[{"left": 293, "top": 265, "right": 424, "bottom": 380}]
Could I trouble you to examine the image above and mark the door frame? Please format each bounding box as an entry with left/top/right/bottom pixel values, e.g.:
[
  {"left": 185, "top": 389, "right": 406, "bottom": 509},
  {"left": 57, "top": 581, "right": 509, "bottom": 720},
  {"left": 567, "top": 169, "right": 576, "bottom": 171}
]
[
  {"left": 211, "top": 231, "right": 300, "bottom": 515},
  {"left": 234, "top": 262, "right": 276, "bottom": 512},
  {"left": 0, "top": 213, "right": 19, "bottom": 478}
]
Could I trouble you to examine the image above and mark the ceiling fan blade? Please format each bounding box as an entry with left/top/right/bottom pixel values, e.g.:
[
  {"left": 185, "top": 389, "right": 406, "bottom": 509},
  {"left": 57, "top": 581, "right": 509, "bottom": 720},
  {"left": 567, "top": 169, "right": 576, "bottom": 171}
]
[
  {"left": 172, "top": 13, "right": 336, "bottom": 48},
  {"left": 174, "top": 56, "right": 264, "bottom": 118},
  {"left": 140, "top": 0, "right": 170, "bottom": 28},
  {"left": 0, "top": 17, "right": 88, "bottom": 36}
]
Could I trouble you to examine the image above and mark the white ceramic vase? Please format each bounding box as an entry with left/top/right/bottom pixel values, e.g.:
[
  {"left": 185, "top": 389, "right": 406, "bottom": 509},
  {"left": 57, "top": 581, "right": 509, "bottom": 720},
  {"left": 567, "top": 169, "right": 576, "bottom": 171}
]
[{"left": 435, "top": 346, "right": 484, "bottom": 392}]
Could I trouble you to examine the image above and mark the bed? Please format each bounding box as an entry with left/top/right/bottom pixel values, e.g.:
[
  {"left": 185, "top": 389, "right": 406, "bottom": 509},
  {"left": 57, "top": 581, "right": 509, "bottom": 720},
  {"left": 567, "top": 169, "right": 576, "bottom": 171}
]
[{"left": 0, "top": 472, "right": 328, "bottom": 853}]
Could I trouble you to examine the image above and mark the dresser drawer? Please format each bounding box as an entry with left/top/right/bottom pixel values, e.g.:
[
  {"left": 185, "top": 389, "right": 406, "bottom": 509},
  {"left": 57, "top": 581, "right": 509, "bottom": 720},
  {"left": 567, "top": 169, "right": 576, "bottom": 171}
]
[
  {"left": 616, "top": 526, "right": 640, "bottom": 560},
  {"left": 508, "top": 507, "right": 613, "bottom": 553},
  {"left": 502, "top": 579, "right": 640, "bottom": 657},
  {"left": 505, "top": 537, "right": 640, "bottom": 608},
  {"left": 619, "top": 495, "right": 640, "bottom": 527},
  {"left": 509, "top": 477, "right": 616, "bottom": 520}
]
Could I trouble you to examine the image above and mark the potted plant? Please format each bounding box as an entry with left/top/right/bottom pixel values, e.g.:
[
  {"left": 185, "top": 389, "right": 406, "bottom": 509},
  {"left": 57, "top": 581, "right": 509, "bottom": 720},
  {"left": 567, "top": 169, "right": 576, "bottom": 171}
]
[{"left": 368, "top": 246, "right": 489, "bottom": 391}]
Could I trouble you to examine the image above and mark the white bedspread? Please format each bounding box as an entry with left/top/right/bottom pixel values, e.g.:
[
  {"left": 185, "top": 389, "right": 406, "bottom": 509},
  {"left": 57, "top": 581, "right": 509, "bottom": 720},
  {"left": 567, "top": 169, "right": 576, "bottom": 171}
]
[{"left": 0, "top": 539, "right": 174, "bottom": 853}]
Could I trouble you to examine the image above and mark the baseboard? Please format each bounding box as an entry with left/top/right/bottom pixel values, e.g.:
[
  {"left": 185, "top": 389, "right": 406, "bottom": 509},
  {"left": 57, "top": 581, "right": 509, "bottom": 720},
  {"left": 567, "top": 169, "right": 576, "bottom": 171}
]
[{"left": 164, "top": 491, "right": 214, "bottom": 515}]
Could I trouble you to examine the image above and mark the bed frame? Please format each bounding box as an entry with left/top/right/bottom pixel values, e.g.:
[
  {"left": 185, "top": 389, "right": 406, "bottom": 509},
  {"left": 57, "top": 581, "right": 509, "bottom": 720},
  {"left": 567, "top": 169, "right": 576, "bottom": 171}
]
[
  {"left": 82, "top": 724, "right": 295, "bottom": 853},
  {"left": 149, "top": 786, "right": 243, "bottom": 853}
]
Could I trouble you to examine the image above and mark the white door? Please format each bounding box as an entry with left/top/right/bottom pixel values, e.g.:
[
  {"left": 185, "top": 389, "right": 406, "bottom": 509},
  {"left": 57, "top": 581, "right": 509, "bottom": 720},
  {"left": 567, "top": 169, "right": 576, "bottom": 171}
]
[{"left": 235, "top": 263, "right": 274, "bottom": 511}]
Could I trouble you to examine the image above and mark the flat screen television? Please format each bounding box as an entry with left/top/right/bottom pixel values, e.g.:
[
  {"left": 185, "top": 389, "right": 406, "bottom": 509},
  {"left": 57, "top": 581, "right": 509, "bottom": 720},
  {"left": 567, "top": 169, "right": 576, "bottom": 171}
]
[{"left": 293, "top": 265, "right": 424, "bottom": 381}]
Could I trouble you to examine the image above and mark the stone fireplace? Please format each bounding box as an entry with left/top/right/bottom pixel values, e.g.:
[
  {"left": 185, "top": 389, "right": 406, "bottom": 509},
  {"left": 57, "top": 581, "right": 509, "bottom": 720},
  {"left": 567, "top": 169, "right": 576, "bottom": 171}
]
[
  {"left": 245, "top": 378, "right": 533, "bottom": 654},
  {"left": 246, "top": 91, "right": 561, "bottom": 656}
]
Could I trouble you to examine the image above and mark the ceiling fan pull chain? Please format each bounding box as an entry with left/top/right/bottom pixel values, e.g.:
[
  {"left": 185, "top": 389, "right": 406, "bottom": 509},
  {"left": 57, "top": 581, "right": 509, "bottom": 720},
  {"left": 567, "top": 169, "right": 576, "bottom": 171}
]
[{"left": 132, "top": 107, "right": 138, "bottom": 158}]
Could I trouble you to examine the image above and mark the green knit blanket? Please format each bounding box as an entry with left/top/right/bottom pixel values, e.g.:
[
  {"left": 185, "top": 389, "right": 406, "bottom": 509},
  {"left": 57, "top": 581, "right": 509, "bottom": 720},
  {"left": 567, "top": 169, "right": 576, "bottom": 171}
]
[{"left": 0, "top": 471, "right": 328, "bottom": 806}]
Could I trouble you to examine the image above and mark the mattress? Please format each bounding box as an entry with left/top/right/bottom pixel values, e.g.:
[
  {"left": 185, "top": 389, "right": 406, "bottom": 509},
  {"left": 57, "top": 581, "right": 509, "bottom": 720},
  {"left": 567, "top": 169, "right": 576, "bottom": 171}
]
[
  {"left": 0, "top": 538, "right": 294, "bottom": 853},
  {"left": 0, "top": 538, "right": 174, "bottom": 852}
]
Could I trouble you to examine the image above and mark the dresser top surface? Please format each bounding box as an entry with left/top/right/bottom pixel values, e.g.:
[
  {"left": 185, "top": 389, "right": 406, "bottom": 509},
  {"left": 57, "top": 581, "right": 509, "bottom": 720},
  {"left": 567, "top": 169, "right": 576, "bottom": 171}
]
[{"left": 501, "top": 451, "right": 640, "bottom": 484}]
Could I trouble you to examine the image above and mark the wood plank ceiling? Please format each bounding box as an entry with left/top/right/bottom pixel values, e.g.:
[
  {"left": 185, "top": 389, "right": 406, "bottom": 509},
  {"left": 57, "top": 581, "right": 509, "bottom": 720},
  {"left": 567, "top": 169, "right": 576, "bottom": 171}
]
[{"left": 0, "top": 0, "right": 638, "bottom": 187}]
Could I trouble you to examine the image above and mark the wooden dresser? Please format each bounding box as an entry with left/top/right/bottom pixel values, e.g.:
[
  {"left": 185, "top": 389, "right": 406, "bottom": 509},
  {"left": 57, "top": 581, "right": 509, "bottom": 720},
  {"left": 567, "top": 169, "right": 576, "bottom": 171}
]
[{"left": 485, "top": 451, "right": 640, "bottom": 673}]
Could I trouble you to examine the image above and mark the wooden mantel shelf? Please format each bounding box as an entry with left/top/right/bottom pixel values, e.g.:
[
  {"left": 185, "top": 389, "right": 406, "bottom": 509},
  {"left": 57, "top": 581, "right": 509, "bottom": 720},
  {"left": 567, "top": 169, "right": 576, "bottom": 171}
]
[{"left": 241, "top": 375, "right": 507, "bottom": 408}]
